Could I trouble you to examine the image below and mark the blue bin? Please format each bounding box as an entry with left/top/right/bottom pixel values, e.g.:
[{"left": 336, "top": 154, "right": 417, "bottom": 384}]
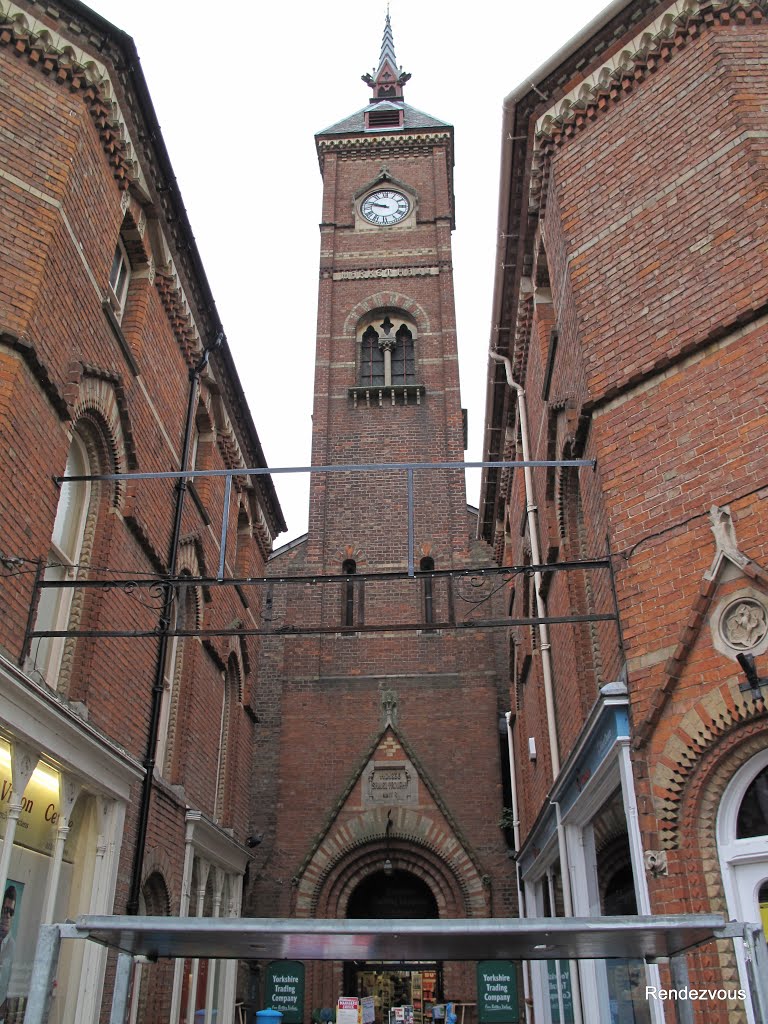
[{"left": 256, "top": 1011, "right": 283, "bottom": 1024}]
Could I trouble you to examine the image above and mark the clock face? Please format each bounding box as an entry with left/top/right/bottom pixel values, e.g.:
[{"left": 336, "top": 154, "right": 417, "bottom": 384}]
[{"left": 360, "top": 189, "right": 410, "bottom": 226}]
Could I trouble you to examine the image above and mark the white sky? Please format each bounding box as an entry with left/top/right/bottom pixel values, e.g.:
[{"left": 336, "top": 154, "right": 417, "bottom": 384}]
[{"left": 86, "top": 0, "right": 612, "bottom": 543}]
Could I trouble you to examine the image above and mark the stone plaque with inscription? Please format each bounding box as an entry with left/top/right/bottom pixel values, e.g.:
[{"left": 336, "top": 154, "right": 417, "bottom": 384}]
[{"left": 364, "top": 760, "right": 418, "bottom": 806}]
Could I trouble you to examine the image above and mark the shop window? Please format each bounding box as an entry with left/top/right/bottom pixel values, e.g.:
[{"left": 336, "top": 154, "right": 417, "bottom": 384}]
[{"left": 30, "top": 434, "right": 92, "bottom": 686}]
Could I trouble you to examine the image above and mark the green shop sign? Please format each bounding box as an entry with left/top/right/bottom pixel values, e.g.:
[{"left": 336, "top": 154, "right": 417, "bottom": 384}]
[
  {"left": 547, "top": 960, "right": 574, "bottom": 1024},
  {"left": 265, "top": 960, "right": 305, "bottom": 1023},
  {"left": 476, "top": 960, "right": 519, "bottom": 1023}
]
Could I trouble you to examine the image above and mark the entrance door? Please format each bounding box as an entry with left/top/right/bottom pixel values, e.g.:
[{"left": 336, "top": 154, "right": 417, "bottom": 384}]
[
  {"left": 346, "top": 869, "right": 441, "bottom": 1024},
  {"left": 717, "top": 750, "right": 768, "bottom": 1023}
]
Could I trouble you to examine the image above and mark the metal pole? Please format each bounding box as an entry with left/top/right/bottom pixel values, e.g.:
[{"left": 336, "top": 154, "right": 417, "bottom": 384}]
[
  {"left": 55, "top": 457, "right": 598, "bottom": 485},
  {"left": 407, "top": 467, "right": 414, "bottom": 577},
  {"left": 605, "top": 533, "right": 627, "bottom": 665},
  {"left": 218, "top": 472, "right": 233, "bottom": 580},
  {"left": 744, "top": 922, "right": 768, "bottom": 1023},
  {"left": 24, "top": 924, "right": 61, "bottom": 1024},
  {"left": 109, "top": 951, "right": 134, "bottom": 1024},
  {"left": 669, "top": 954, "right": 694, "bottom": 1024},
  {"left": 21, "top": 558, "right": 45, "bottom": 664}
]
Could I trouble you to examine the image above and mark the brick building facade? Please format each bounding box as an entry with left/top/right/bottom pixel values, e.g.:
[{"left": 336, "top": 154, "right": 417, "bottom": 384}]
[
  {"left": 0, "top": 1, "right": 283, "bottom": 1021},
  {"left": 480, "top": 1, "right": 768, "bottom": 1021},
  {"left": 249, "top": 17, "right": 512, "bottom": 1022}
]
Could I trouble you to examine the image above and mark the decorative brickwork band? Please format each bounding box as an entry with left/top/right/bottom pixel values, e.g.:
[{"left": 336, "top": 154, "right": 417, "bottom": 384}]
[{"left": 293, "top": 806, "right": 489, "bottom": 920}]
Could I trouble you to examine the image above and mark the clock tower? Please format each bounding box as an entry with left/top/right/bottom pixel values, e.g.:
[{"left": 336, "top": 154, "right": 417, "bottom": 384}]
[
  {"left": 253, "top": 15, "right": 512, "bottom": 1014},
  {"left": 307, "top": 11, "right": 467, "bottom": 574}
]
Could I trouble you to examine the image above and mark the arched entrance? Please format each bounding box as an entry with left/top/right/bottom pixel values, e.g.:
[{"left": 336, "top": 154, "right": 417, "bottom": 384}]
[
  {"left": 717, "top": 747, "right": 768, "bottom": 1024},
  {"left": 344, "top": 868, "right": 442, "bottom": 1024},
  {"left": 348, "top": 870, "right": 439, "bottom": 920}
]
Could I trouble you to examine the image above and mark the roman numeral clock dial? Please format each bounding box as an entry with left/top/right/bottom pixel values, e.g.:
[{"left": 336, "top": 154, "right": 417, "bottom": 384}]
[{"left": 361, "top": 189, "right": 410, "bottom": 225}]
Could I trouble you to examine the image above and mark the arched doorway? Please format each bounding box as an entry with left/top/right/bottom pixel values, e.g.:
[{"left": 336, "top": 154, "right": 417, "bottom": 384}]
[
  {"left": 344, "top": 868, "right": 442, "bottom": 1024},
  {"left": 717, "top": 747, "right": 768, "bottom": 1023},
  {"left": 348, "top": 870, "right": 439, "bottom": 920}
]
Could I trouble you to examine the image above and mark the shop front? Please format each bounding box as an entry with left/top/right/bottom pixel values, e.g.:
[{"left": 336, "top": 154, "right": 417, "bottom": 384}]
[
  {"left": 0, "top": 654, "right": 142, "bottom": 1024},
  {"left": 345, "top": 868, "right": 442, "bottom": 1024},
  {"left": 516, "top": 683, "right": 663, "bottom": 1024}
]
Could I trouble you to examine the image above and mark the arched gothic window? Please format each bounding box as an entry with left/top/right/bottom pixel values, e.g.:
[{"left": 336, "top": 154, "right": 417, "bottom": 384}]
[
  {"left": 156, "top": 578, "right": 198, "bottom": 778},
  {"left": 31, "top": 434, "right": 92, "bottom": 686},
  {"left": 342, "top": 558, "right": 357, "bottom": 628},
  {"left": 215, "top": 656, "right": 240, "bottom": 824},
  {"left": 357, "top": 313, "right": 417, "bottom": 388},
  {"left": 361, "top": 326, "right": 385, "bottom": 387},
  {"left": 392, "top": 323, "right": 415, "bottom": 384},
  {"left": 420, "top": 555, "right": 435, "bottom": 627}
]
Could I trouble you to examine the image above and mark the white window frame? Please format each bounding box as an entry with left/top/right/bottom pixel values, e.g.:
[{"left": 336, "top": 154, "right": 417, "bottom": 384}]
[
  {"left": 108, "top": 238, "right": 131, "bottom": 321},
  {"left": 30, "top": 434, "right": 91, "bottom": 686},
  {"left": 717, "top": 747, "right": 768, "bottom": 1024}
]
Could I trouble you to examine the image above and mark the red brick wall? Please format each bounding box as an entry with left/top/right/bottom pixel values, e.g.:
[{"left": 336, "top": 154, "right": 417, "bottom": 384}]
[
  {"left": 496, "top": 13, "right": 768, "bottom": 1017},
  {"left": 253, "top": 125, "right": 512, "bottom": 1014},
  {"left": 0, "top": 7, "right": 272, "bottom": 946}
]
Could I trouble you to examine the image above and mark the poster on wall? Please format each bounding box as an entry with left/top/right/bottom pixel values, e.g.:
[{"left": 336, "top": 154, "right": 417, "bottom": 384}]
[
  {"left": 265, "top": 960, "right": 305, "bottom": 1024},
  {"left": 0, "top": 879, "right": 23, "bottom": 1021}
]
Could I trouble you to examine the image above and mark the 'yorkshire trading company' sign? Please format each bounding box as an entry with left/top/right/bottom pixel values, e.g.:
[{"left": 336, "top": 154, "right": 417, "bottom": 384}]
[
  {"left": 265, "top": 961, "right": 305, "bottom": 1024},
  {"left": 476, "top": 961, "right": 519, "bottom": 1023}
]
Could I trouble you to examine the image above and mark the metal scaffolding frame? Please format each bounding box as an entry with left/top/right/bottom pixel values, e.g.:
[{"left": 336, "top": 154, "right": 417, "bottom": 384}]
[
  {"left": 18, "top": 455, "right": 625, "bottom": 936},
  {"left": 24, "top": 457, "right": 614, "bottom": 644},
  {"left": 22, "top": 913, "right": 768, "bottom": 1024}
]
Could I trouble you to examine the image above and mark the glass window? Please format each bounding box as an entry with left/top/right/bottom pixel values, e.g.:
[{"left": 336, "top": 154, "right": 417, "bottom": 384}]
[
  {"left": 30, "top": 435, "right": 91, "bottom": 685},
  {"left": 156, "top": 582, "right": 196, "bottom": 778},
  {"left": 360, "top": 326, "right": 385, "bottom": 386},
  {"left": 392, "top": 324, "right": 415, "bottom": 384},
  {"left": 737, "top": 765, "right": 768, "bottom": 838},
  {"left": 357, "top": 314, "right": 418, "bottom": 389},
  {"left": 108, "top": 238, "right": 131, "bottom": 320}
]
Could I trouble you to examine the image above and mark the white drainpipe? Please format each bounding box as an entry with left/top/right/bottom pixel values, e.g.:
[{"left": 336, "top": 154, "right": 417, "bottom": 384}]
[
  {"left": 506, "top": 712, "right": 533, "bottom": 1024},
  {"left": 490, "top": 350, "right": 560, "bottom": 777}
]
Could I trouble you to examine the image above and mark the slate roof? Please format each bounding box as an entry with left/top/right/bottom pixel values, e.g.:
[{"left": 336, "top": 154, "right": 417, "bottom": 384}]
[{"left": 317, "top": 103, "right": 451, "bottom": 138}]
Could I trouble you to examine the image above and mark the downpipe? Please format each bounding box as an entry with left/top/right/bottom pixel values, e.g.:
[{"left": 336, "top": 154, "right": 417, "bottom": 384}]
[
  {"left": 506, "top": 712, "right": 533, "bottom": 1024},
  {"left": 126, "top": 334, "right": 222, "bottom": 914},
  {"left": 489, "top": 350, "right": 560, "bottom": 776}
]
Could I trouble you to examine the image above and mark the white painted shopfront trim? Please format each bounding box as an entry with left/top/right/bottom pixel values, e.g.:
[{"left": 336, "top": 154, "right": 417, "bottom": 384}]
[
  {"left": 0, "top": 654, "right": 142, "bottom": 1023},
  {"left": 518, "top": 683, "right": 663, "bottom": 1024}
]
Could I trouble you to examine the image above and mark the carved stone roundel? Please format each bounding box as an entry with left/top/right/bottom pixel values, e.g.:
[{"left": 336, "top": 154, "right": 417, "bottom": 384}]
[{"left": 719, "top": 598, "right": 768, "bottom": 651}]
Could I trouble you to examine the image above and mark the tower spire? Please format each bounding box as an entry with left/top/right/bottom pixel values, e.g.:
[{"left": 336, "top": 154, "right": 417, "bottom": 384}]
[{"left": 362, "top": 9, "right": 411, "bottom": 103}]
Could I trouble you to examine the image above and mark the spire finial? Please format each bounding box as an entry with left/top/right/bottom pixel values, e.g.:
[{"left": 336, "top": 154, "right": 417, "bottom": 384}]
[{"left": 361, "top": 9, "right": 411, "bottom": 100}]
